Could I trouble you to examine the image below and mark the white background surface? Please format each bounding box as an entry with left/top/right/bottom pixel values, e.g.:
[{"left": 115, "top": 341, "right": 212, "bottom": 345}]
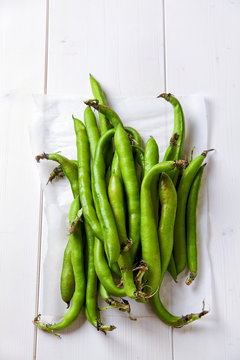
[{"left": 0, "top": 1, "right": 240, "bottom": 359}]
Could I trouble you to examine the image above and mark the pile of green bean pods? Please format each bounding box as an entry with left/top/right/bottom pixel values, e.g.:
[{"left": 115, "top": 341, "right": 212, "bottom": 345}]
[{"left": 34, "top": 75, "right": 211, "bottom": 337}]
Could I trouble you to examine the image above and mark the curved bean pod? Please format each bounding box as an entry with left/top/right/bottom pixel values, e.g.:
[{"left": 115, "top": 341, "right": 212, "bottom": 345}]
[
  {"left": 35, "top": 153, "right": 78, "bottom": 199},
  {"left": 167, "top": 256, "right": 178, "bottom": 282},
  {"left": 114, "top": 125, "right": 140, "bottom": 261},
  {"left": 141, "top": 161, "right": 208, "bottom": 326},
  {"left": 108, "top": 174, "right": 127, "bottom": 246},
  {"left": 144, "top": 137, "right": 159, "bottom": 224},
  {"left": 144, "top": 137, "right": 159, "bottom": 176},
  {"left": 141, "top": 161, "right": 178, "bottom": 294},
  {"left": 108, "top": 173, "right": 144, "bottom": 299},
  {"left": 89, "top": 74, "right": 110, "bottom": 134},
  {"left": 159, "top": 94, "right": 185, "bottom": 279},
  {"left": 158, "top": 172, "right": 177, "bottom": 284},
  {"left": 89, "top": 74, "right": 113, "bottom": 168},
  {"left": 150, "top": 292, "right": 208, "bottom": 327},
  {"left": 126, "top": 126, "right": 144, "bottom": 178},
  {"left": 159, "top": 93, "right": 185, "bottom": 163},
  {"left": 125, "top": 126, "right": 142, "bottom": 148},
  {"left": 84, "top": 100, "right": 123, "bottom": 128},
  {"left": 85, "top": 104, "right": 122, "bottom": 282},
  {"left": 132, "top": 145, "right": 145, "bottom": 170},
  {"left": 94, "top": 238, "right": 126, "bottom": 297},
  {"left": 84, "top": 106, "right": 100, "bottom": 158},
  {"left": 186, "top": 164, "right": 205, "bottom": 285},
  {"left": 36, "top": 152, "right": 79, "bottom": 305},
  {"left": 85, "top": 221, "right": 116, "bottom": 333},
  {"left": 60, "top": 240, "right": 75, "bottom": 307},
  {"left": 174, "top": 151, "right": 210, "bottom": 275},
  {"left": 73, "top": 117, "right": 103, "bottom": 241},
  {"left": 159, "top": 93, "right": 185, "bottom": 185},
  {"left": 92, "top": 129, "right": 120, "bottom": 265},
  {"left": 34, "top": 196, "right": 85, "bottom": 334}
]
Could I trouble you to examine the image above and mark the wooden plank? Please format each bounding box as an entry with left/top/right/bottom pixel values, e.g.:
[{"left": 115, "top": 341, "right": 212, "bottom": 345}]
[
  {"left": 47, "top": 0, "right": 165, "bottom": 96},
  {"left": 0, "top": 1, "right": 45, "bottom": 94},
  {"left": 0, "top": 1, "right": 46, "bottom": 359},
  {"left": 165, "top": 1, "right": 240, "bottom": 359},
  {"left": 36, "top": 1, "right": 173, "bottom": 359}
]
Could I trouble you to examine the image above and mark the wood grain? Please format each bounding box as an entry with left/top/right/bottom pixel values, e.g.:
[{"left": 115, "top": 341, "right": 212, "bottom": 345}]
[{"left": 47, "top": 0, "right": 165, "bottom": 97}]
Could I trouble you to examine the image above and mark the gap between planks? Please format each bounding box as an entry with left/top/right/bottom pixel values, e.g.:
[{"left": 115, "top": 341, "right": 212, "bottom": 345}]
[
  {"left": 33, "top": 0, "right": 50, "bottom": 358},
  {"left": 161, "top": 1, "right": 175, "bottom": 359}
]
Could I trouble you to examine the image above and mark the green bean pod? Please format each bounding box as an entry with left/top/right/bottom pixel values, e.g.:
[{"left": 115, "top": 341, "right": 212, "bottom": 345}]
[
  {"left": 84, "top": 106, "right": 100, "bottom": 158},
  {"left": 144, "top": 137, "right": 159, "bottom": 224},
  {"left": 159, "top": 94, "right": 185, "bottom": 278},
  {"left": 47, "top": 160, "right": 79, "bottom": 184},
  {"left": 85, "top": 102, "right": 122, "bottom": 284},
  {"left": 108, "top": 174, "right": 127, "bottom": 246},
  {"left": 186, "top": 165, "right": 205, "bottom": 285},
  {"left": 85, "top": 221, "right": 116, "bottom": 333},
  {"left": 160, "top": 93, "right": 185, "bottom": 185},
  {"left": 87, "top": 101, "right": 124, "bottom": 188},
  {"left": 111, "top": 152, "right": 122, "bottom": 179},
  {"left": 174, "top": 151, "right": 209, "bottom": 275},
  {"left": 92, "top": 129, "right": 120, "bottom": 265},
  {"left": 111, "top": 126, "right": 144, "bottom": 182},
  {"left": 34, "top": 196, "right": 85, "bottom": 334},
  {"left": 158, "top": 172, "right": 177, "bottom": 284},
  {"left": 167, "top": 256, "right": 178, "bottom": 282},
  {"left": 141, "top": 161, "right": 177, "bottom": 294},
  {"left": 114, "top": 125, "right": 140, "bottom": 261},
  {"left": 89, "top": 74, "right": 110, "bottom": 134},
  {"left": 108, "top": 173, "right": 143, "bottom": 299},
  {"left": 141, "top": 160, "right": 208, "bottom": 326},
  {"left": 160, "top": 93, "right": 185, "bottom": 162},
  {"left": 84, "top": 100, "right": 123, "bottom": 128},
  {"left": 36, "top": 152, "right": 79, "bottom": 305},
  {"left": 35, "top": 153, "right": 78, "bottom": 198},
  {"left": 144, "top": 137, "right": 159, "bottom": 176},
  {"left": 60, "top": 240, "right": 75, "bottom": 307},
  {"left": 89, "top": 74, "right": 113, "bottom": 168},
  {"left": 94, "top": 238, "right": 126, "bottom": 297},
  {"left": 126, "top": 126, "right": 144, "bottom": 179},
  {"left": 73, "top": 117, "right": 103, "bottom": 241},
  {"left": 131, "top": 145, "right": 145, "bottom": 187},
  {"left": 150, "top": 292, "right": 208, "bottom": 327},
  {"left": 125, "top": 127, "right": 142, "bottom": 148},
  {"left": 132, "top": 146, "right": 145, "bottom": 172}
]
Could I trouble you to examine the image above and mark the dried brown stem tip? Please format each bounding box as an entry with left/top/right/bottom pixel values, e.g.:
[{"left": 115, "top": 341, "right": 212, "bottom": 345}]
[
  {"left": 47, "top": 166, "right": 64, "bottom": 185},
  {"left": 157, "top": 93, "right": 173, "bottom": 101},
  {"left": 84, "top": 99, "right": 99, "bottom": 109},
  {"left": 202, "top": 148, "right": 215, "bottom": 157},
  {"left": 101, "top": 297, "right": 130, "bottom": 313},
  {"left": 174, "top": 160, "right": 189, "bottom": 169},
  {"left": 69, "top": 208, "right": 83, "bottom": 234},
  {"left": 170, "top": 132, "right": 179, "bottom": 146},
  {"left": 185, "top": 272, "right": 196, "bottom": 286},
  {"left": 121, "top": 238, "right": 133, "bottom": 253},
  {"left": 35, "top": 153, "right": 49, "bottom": 162}
]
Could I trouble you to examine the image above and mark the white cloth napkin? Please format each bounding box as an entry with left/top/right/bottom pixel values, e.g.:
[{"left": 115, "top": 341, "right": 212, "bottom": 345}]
[{"left": 30, "top": 94, "right": 211, "bottom": 322}]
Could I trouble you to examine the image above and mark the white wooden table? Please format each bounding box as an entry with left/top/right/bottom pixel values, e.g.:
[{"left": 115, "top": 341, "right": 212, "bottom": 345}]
[{"left": 1, "top": 1, "right": 240, "bottom": 359}]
